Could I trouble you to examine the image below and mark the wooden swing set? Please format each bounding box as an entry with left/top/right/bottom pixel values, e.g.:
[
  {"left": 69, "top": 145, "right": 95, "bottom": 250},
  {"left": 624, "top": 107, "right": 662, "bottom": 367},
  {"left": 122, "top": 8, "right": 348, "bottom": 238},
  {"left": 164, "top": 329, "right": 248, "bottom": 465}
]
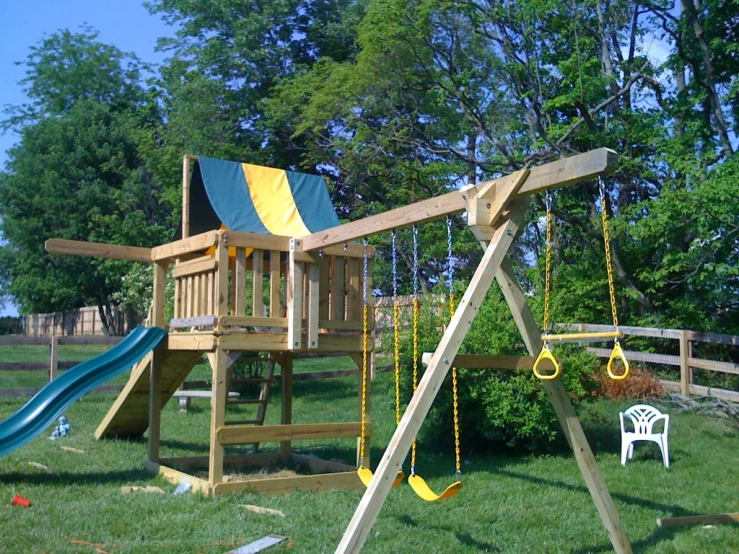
[{"left": 45, "top": 147, "right": 634, "bottom": 554}]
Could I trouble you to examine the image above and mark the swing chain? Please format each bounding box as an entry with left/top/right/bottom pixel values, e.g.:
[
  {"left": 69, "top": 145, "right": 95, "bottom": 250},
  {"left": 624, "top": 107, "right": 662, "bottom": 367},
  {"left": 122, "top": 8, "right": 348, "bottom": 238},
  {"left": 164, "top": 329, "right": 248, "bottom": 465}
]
[
  {"left": 359, "top": 238, "right": 369, "bottom": 465},
  {"left": 447, "top": 217, "right": 461, "bottom": 475},
  {"left": 392, "top": 231, "right": 401, "bottom": 425},
  {"left": 543, "top": 192, "right": 554, "bottom": 335},
  {"left": 446, "top": 217, "right": 454, "bottom": 295},
  {"left": 599, "top": 178, "right": 620, "bottom": 334},
  {"left": 411, "top": 226, "right": 419, "bottom": 470}
]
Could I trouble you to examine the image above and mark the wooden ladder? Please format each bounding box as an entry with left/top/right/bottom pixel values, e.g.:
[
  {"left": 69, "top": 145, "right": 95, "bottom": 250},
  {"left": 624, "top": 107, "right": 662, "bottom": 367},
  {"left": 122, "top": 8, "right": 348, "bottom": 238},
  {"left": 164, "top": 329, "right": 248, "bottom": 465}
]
[{"left": 225, "top": 354, "right": 276, "bottom": 451}]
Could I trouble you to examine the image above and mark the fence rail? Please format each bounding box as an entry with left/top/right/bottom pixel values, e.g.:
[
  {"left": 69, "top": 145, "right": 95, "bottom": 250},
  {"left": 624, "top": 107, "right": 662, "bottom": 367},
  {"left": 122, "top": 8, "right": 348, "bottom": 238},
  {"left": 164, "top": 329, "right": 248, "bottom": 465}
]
[
  {"left": 0, "top": 335, "right": 123, "bottom": 396},
  {"left": 555, "top": 323, "right": 739, "bottom": 402}
]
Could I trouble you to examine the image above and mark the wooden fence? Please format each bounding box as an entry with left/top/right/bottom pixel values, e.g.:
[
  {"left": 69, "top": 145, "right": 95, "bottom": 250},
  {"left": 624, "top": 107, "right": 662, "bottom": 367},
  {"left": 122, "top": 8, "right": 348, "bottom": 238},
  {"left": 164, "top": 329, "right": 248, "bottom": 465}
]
[
  {"left": 556, "top": 323, "right": 739, "bottom": 402},
  {"left": 22, "top": 306, "right": 139, "bottom": 337},
  {"left": 0, "top": 335, "right": 123, "bottom": 397}
]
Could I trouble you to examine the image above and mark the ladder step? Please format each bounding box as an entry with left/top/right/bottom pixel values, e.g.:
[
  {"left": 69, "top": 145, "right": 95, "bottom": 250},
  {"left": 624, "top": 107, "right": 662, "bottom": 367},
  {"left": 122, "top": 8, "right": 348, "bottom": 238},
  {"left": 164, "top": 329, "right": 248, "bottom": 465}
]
[{"left": 225, "top": 420, "right": 261, "bottom": 425}]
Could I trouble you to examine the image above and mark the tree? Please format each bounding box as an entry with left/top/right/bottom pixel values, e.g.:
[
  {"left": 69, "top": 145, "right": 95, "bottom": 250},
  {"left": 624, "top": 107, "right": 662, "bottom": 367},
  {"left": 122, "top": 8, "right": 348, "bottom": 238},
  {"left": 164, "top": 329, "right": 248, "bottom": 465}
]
[{"left": 0, "top": 29, "right": 170, "bottom": 334}]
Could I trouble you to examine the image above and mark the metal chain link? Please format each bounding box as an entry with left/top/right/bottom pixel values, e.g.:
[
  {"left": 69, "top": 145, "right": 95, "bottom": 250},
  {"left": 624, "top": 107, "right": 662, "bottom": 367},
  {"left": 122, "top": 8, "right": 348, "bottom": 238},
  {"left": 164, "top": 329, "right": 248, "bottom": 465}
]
[
  {"left": 411, "top": 225, "right": 419, "bottom": 473},
  {"left": 599, "top": 179, "right": 620, "bottom": 332},
  {"left": 543, "top": 192, "right": 553, "bottom": 333},
  {"left": 391, "top": 231, "right": 401, "bottom": 426},
  {"left": 447, "top": 217, "right": 461, "bottom": 474},
  {"left": 359, "top": 238, "right": 369, "bottom": 464}
]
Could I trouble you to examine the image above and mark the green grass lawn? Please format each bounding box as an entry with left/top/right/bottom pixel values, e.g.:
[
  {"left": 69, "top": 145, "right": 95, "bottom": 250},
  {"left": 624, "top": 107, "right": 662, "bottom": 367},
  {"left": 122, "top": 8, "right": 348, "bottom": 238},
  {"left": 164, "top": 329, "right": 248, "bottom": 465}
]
[{"left": 1, "top": 365, "right": 738, "bottom": 553}]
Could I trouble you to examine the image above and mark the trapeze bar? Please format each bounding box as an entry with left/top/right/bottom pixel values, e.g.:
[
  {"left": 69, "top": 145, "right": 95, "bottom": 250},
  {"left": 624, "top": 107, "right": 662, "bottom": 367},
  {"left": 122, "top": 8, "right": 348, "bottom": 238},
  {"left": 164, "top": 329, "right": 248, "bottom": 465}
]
[{"left": 541, "top": 330, "right": 623, "bottom": 343}]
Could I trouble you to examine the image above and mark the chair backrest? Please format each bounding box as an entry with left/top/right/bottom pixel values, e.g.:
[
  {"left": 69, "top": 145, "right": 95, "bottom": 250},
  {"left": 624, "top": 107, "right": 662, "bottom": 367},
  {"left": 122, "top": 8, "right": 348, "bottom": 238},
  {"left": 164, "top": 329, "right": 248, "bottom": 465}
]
[{"left": 621, "top": 404, "right": 666, "bottom": 435}]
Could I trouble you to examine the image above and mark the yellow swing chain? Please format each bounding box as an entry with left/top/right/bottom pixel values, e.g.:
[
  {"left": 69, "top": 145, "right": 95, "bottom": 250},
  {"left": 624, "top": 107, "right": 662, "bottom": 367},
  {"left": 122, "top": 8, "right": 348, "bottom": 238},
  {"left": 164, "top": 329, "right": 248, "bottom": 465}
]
[
  {"left": 447, "top": 217, "right": 461, "bottom": 475},
  {"left": 533, "top": 192, "right": 561, "bottom": 380},
  {"left": 599, "top": 180, "right": 630, "bottom": 380},
  {"left": 359, "top": 238, "right": 369, "bottom": 466},
  {"left": 392, "top": 231, "right": 401, "bottom": 426}
]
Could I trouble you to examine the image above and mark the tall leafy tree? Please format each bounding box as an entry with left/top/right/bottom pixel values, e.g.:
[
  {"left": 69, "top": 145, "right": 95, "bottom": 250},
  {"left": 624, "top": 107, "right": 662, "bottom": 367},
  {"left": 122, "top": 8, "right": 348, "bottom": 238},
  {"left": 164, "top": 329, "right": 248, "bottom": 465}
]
[{"left": 0, "top": 29, "right": 170, "bottom": 334}]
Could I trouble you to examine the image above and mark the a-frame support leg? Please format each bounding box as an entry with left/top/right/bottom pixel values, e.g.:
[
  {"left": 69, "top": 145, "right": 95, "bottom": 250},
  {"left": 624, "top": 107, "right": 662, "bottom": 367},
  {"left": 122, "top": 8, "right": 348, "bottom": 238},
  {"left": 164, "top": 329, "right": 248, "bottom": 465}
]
[
  {"left": 335, "top": 217, "right": 520, "bottom": 554},
  {"left": 495, "top": 259, "right": 632, "bottom": 554}
]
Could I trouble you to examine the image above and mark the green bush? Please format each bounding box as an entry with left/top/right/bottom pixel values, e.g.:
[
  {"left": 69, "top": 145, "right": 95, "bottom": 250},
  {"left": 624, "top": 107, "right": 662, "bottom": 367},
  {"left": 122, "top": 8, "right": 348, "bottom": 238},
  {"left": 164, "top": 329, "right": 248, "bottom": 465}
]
[{"left": 394, "top": 284, "right": 600, "bottom": 454}]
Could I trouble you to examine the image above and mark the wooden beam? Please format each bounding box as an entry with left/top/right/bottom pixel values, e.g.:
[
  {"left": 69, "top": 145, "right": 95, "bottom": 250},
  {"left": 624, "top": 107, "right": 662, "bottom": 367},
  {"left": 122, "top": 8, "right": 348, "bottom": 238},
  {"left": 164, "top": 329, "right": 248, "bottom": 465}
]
[
  {"left": 657, "top": 513, "right": 739, "bottom": 528},
  {"left": 147, "top": 344, "right": 166, "bottom": 463},
  {"left": 307, "top": 262, "right": 320, "bottom": 349},
  {"left": 172, "top": 256, "right": 217, "bottom": 279},
  {"left": 208, "top": 349, "right": 228, "bottom": 487},
  {"left": 495, "top": 259, "right": 632, "bottom": 554},
  {"left": 421, "top": 353, "right": 536, "bottom": 370},
  {"left": 144, "top": 460, "right": 210, "bottom": 495},
  {"left": 336, "top": 217, "right": 520, "bottom": 554},
  {"left": 213, "top": 471, "right": 364, "bottom": 496},
  {"left": 280, "top": 353, "right": 293, "bottom": 461},
  {"left": 45, "top": 239, "right": 152, "bottom": 262},
  {"left": 216, "top": 422, "right": 367, "bottom": 445},
  {"left": 304, "top": 148, "right": 617, "bottom": 251},
  {"left": 151, "top": 231, "right": 219, "bottom": 261},
  {"left": 182, "top": 154, "right": 192, "bottom": 239},
  {"left": 287, "top": 239, "right": 304, "bottom": 350}
]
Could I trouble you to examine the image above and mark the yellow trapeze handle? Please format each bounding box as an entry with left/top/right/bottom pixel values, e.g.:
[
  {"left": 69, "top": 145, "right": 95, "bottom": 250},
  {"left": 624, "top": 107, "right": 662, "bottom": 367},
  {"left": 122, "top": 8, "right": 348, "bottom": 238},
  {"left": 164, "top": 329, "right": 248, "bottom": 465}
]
[
  {"left": 408, "top": 474, "right": 463, "bottom": 502},
  {"left": 357, "top": 466, "right": 405, "bottom": 489},
  {"left": 533, "top": 344, "right": 560, "bottom": 380},
  {"left": 606, "top": 342, "right": 630, "bottom": 380}
]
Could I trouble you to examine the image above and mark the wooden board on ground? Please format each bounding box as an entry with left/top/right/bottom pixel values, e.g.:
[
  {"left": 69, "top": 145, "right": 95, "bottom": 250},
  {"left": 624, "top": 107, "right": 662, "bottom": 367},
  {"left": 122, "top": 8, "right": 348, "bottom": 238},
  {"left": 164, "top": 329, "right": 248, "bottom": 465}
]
[{"left": 224, "top": 534, "right": 287, "bottom": 554}]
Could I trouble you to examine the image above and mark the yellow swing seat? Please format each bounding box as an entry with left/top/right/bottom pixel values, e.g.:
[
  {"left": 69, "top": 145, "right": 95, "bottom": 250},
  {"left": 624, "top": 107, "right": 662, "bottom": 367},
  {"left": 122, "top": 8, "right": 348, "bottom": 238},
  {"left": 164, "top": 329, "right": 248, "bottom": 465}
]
[
  {"left": 408, "top": 473, "right": 463, "bottom": 502},
  {"left": 357, "top": 466, "right": 405, "bottom": 489}
]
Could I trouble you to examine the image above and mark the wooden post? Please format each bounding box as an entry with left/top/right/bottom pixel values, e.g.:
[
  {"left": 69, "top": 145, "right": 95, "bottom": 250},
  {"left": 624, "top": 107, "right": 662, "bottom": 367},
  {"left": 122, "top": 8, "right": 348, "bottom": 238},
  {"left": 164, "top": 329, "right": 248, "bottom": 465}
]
[
  {"left": 253, "top": 249, "right": 264, "bottom": 317},
  {"left": 307, "top": 263, "right": 320, "bottom": 349},
  {"left": 348, "top": 353, "right": 370, "bottom": 468},
  {"left": 182, "top": 155, "right": 191, "bottom": 239},
  {"left": 679, "top": 330, "right": 690, "bottom": 396},
  {"left": 147, "top": 343, "right": 166, "bottom": 463},
  {"left": 152, "top": 261, "right": 168, "bottom": 328},
  {"left": 49, "top": 336, "right": 59, "bottom": 382},
  {"left": 280, "top": 353, "right": 293, "bottom": 461},
  {"left": 208, "top": 349, "right": 228, "bottom": 488},
  {"left": 287, "top": 239, "right": 304, "bottom": 350},
  {"left": 495, "top": 259, "right": 632, "bottom": 554},
  {"left": 335, "top": 218, "right": 519, "bottom": 554},
  {"left": 215, "top": 234, "right": 229, "bottom": 317}
]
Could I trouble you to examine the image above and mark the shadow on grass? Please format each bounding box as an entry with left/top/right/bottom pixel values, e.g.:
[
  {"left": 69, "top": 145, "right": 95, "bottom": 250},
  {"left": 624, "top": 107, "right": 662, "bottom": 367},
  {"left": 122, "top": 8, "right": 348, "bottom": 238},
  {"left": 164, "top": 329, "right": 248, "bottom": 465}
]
[
  {"left": 492, "top": 467, "right": 716, "bottom": 554},
  {"left": 0, "top": 467, "right": 152, "bottom": 487},
  {"left": 396, "top": 514, "right": 502, "bottom": 552}
]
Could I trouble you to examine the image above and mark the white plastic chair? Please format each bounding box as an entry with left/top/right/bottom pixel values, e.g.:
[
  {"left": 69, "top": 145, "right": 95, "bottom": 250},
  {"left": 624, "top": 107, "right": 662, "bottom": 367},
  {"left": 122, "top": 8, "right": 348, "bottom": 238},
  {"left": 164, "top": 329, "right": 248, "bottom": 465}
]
[{"left": 619, "top": 404, "right": 670, "bottom": 468}]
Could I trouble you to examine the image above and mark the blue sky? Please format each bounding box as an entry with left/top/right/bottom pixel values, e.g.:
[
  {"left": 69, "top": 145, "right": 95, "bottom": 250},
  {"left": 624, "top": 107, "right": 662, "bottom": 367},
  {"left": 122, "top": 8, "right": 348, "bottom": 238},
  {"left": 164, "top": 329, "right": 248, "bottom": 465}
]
[{"left": 0, "top": 1, "right": 176, "bottom": 316}]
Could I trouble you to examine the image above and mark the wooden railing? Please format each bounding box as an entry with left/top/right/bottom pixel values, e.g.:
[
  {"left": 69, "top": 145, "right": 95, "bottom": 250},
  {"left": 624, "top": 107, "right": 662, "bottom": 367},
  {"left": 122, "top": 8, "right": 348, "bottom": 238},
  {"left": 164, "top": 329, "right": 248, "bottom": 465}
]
[
  {"left": 555, "top": 324, "right": 739, "bottom": 402},
  {"left": 153, "top": 230, "right": 373, "bottom": 348}
]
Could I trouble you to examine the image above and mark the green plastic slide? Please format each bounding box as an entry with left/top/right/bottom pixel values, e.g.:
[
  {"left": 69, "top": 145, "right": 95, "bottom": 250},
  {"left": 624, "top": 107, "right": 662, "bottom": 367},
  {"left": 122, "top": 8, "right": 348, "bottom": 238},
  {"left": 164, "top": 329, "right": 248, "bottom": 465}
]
[{"left": 0, "top": 326, "right": 167, "bottom": 457}]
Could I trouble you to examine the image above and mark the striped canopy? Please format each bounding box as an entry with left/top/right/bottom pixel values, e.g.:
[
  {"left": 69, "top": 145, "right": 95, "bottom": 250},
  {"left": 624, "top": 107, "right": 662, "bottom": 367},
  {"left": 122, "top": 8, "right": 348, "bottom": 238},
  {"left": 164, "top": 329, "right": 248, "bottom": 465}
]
[{"left": 188, "top": 156, "right": 340, "bottom": 238}]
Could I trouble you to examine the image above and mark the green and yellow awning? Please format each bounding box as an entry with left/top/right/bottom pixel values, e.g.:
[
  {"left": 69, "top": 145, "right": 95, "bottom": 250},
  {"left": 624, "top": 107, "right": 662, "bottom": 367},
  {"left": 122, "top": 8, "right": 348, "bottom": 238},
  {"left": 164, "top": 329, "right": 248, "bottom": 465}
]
[{"left": 189, "top": 156, "right": 340, "bottom": 237}]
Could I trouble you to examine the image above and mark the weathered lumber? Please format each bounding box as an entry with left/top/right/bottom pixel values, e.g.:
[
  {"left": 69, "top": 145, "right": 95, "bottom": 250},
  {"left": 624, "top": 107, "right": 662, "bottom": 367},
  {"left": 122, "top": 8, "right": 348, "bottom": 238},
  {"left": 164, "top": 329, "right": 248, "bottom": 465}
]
[
  {"left": 303, "top": 148, "right": 617, "bottom": 251},
  {"left": 45, "top": 239, "right": 152, "bottom": 262}
]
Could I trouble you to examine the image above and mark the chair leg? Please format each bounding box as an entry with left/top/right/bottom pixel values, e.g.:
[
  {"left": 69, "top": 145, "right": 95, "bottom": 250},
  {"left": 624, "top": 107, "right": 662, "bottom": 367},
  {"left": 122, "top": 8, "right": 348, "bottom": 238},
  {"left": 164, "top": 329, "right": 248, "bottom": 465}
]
[
  {"left": 621, "top": 440, "right": 630, "bottom": 466},
  {"left": 627, "top": 443, "right": 634, "bottom": 460},
  {"left": 660, "top": 436, "right": 669, "bottom": 468}
]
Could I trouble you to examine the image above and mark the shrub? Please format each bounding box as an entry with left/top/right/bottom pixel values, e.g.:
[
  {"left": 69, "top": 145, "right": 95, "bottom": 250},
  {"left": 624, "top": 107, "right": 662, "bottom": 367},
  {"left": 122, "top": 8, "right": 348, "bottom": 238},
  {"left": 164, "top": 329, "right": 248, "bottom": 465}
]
[
  {"left": 394, "top": 283, "right": 600, "bottom": 454},
  {"left": 594, "top": 365, "right": 664, "bottom": 400}
]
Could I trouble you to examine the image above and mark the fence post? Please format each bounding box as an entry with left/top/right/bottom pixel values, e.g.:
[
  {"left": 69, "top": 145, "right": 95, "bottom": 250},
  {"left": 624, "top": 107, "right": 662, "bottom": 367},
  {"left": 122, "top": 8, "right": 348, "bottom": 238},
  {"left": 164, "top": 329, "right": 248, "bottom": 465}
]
[
  {"left": 49, "top": 336, "right": 59, "bottom": 382},
  {"left": 679, "top": 330, "right": 690, "bottom": 396}
]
